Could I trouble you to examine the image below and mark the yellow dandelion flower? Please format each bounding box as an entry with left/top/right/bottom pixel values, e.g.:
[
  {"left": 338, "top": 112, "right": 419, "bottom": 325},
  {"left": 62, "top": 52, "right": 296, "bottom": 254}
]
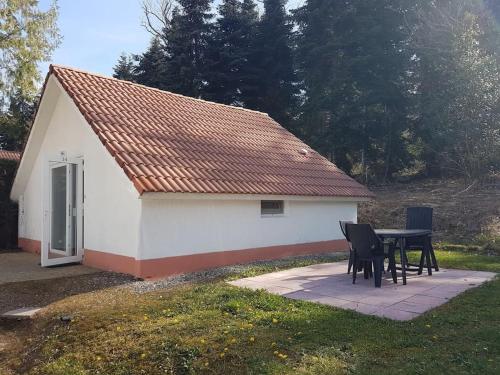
[
  {"left": 204, "top": 362, "right": 209, "bottom": 366},
  {"left": 224, "top": 347, "right": 229, "bottom": 352},
  {"left": 116, "top": 326, "right": 121, "bottom": 331},
  {"left": 224, "top": 312, "right": 230, "bottom": 316},
  {"left": 272, "top": 318, "right": 278, "bottom": 324},
  {"left": 96, "top": 356, "right": 102, "bottom": 361},
  {"left": 249, "top": 337, "right": 255, "bottom": 342},
  {"left": 200, "top": 339, "right": 206, "bottom": 344},
  {"left": 162, "top": 309, "right": 167, "bottom": 314},
  {"left": 248, "top": 323, "right": 253, "bottom": 328},
  {"left": 273, "top": 351, "right": 279, "bottom": 355},
  {"left": 143, "top": 315, "right": 149, "bottom": 321},
  {"left": 271, "top": 342, "right": 277, "bottom": 347},
  {"left": 220, "top": 353, "right": 225, "bottom": 358},
  {"left": 141, "top": 353, "right": 146, "bottom": 359},
  {"left": 231, "top": 338, "right": 237, "bottom": 344}
]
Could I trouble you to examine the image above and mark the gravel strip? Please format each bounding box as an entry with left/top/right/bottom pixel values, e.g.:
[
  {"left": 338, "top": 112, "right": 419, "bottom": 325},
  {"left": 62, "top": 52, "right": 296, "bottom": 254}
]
[{"left": 125, "top": 252, "right": 348, "bottom": 294}]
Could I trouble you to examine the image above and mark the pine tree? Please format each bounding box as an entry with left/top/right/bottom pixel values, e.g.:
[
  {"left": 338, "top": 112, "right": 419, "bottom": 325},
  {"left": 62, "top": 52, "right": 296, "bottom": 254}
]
[
  {"left": 113, "top": 53, "right": 136, "bottom": 82},
  {"left": 0, "top": 92, "right": 35, "bottom": 150},
  {"left": 243, "top": 0, "right": 297, "bottom": 128},
  {"left": 205, "top": 0, "right": 259, "bottom": 105},
  {"left": 295, "top": 0, "right": 412, "bottom": 179},
  {"left": 236, "top": 0, "right": 260, "bottom": 106},
  {"left": 413, "top": 0, "right": 500, "bottom": 179},
  {"left": 134, "top": 37, "right": 167, "bottom": 89},
  {"left": 163, "top": 0, "right": 213, "bottom": 97}
]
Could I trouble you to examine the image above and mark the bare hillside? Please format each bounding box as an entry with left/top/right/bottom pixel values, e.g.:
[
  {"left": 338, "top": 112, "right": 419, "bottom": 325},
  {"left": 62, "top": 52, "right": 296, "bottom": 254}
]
[{"left": 358, "top": 178, "right": 500, "bottom": 243}]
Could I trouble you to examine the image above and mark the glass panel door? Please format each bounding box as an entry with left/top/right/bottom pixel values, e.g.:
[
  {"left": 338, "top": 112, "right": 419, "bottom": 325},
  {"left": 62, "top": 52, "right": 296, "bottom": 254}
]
[
  {"left": 49, "top": 163, "right": 77, "bottom": 256},
  {"left": 68, "top": 163, "right": 77, "bottom": 256},
  {"left": 51, "top": 165, "right": 68, "bottom": 253},
  {"left": 42, "top": 159, "right": 83, "bottom": 267}
]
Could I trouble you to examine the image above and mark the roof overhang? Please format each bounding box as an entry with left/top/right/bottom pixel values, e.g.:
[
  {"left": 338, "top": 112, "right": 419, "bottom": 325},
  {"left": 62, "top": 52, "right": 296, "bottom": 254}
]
[{"left": 140, "top": 192, "right": 373, "bottom": 202}]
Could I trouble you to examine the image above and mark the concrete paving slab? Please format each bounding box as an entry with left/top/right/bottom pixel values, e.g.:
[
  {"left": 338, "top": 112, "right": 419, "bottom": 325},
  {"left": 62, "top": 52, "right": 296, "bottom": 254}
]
[
  {"left": 228, "top": 260, "right": 497, "bottom": 321},
  {"left": 1, "top": 307, "right": 41, "bottom": 320},
  {"left": 0, "top": 251, "right": 98, "bottom": 285}
]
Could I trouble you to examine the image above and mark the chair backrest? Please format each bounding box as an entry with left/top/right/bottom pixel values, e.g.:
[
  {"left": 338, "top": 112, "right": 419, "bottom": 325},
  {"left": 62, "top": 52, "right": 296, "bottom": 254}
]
[
  {"left": 339, "top": 220, "right": 353, "bottom": 242},
  {"left": 345, "top": 223, "right": 382, "bottom": 259},
  {"left": 406, "top": 207, "right": 433, "bottom": 231}
]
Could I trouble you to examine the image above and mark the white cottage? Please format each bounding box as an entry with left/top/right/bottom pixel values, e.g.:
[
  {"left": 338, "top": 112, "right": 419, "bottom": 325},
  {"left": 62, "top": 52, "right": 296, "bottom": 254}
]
[{"left": 10, "top": 65, "right": 373, "bottom": 279}]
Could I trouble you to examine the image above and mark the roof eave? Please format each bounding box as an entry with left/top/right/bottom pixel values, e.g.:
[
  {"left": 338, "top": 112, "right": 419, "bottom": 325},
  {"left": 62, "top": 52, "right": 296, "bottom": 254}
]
[{"left": 139, "top": 191, "right": 374, "bottom": 202}]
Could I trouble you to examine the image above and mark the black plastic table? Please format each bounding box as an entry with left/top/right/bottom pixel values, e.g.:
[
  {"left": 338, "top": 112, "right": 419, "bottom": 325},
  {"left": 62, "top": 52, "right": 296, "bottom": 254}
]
[{"left": 374, "top": 229, "right": 433, "bottom": 285}]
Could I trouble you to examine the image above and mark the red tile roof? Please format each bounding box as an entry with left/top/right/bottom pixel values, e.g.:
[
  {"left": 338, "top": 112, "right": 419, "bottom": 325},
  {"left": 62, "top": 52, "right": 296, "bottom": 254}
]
[
  {"left": 0, "top": 150, "right": 21, "bottom": 161},
  {"left": 50, "top": 65, "right": 373, "bottom": 198}
]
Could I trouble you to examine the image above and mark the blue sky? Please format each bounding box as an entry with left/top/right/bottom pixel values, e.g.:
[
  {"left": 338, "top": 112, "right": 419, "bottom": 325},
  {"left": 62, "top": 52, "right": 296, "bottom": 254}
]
[
  {"left": 39, "top": 0, "right": 151, "bottom": 76},
  {"left": 39, "top": 0, "right": 303, "bottom": 77}
]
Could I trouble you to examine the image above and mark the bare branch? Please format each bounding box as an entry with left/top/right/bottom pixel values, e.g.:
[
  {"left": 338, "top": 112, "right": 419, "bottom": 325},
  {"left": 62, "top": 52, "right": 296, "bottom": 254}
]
[{"left": 141, "top": 0, "right": 175, "bottom": 42}]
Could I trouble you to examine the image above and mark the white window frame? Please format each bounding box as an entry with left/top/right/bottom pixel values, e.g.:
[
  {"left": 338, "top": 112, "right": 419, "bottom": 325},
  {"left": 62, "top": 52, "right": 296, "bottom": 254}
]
[{"left": 260, "top": 200, "right": 286, "bottom": 217}]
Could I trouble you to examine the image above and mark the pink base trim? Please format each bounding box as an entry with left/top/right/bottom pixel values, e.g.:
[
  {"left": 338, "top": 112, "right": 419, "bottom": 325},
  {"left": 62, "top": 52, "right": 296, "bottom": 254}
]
[
  {"left": 83, "top": 250, "right": 138, "bottom": 275},
  {"left": 18, "top": 237, "right": 41, "bottom": 254},
  {"left": 83, "top": 239, "right": 348, "bottom": 279}
]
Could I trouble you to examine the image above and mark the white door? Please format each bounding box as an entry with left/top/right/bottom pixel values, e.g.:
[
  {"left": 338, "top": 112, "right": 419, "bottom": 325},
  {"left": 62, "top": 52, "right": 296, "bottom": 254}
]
[{"left": 42, "top": 159, "right": 83, "bottom": 266}]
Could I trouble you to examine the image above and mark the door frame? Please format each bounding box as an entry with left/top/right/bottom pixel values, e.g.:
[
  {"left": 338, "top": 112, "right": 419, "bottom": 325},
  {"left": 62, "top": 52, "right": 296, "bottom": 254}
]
[{"left": 41, "top": 154, "right": 84, "bottom": 267}]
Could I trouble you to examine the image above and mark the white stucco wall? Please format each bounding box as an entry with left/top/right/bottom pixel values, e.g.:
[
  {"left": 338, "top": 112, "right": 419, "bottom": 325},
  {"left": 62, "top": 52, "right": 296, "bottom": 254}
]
[
  {"left": 138, "top": 198, "right": 357, "bottom": 260},
  {"left": 18, "top": 79, "right": 141, "bottom": 258}
]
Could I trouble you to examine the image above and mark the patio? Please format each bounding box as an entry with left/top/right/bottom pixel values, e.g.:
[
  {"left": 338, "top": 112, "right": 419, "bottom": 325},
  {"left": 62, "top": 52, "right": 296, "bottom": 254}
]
[{"left": 229, "top": 260, "right": 496, "bottom": 320}]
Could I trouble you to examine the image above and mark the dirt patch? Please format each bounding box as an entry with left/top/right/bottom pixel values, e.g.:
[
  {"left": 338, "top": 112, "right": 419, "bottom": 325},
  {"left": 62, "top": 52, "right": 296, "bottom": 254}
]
[
  {"left": 0, "top": 272, "right": 135, "bottom": 315},
  {"left": 0, "top": 272, "right": 136, "bottom": 374},
  {"left": 0, "top": 320, "right": 32, "bottom": 375},
  {"left": 359, "top": 178, "right": 500, "bottom": 242}
]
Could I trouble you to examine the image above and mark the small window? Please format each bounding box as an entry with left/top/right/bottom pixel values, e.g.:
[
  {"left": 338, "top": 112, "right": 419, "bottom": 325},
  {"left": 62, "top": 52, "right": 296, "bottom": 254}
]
[{"left": 261, "top": 200, "right": 284, "bottom": 216}]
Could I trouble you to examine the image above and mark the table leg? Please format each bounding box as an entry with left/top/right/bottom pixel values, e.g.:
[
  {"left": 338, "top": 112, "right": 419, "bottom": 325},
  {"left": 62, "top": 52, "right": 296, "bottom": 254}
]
[
  {"left": 399, "top": 236, "right": 407, "bottom": 285},
  {"left": 373, "top": 256, "right": 383, "bottom": 288},
  {"left": 425, "top": 236, "right": 433, "bottom": 276},
  {"left": 418, "top": 250, "right": 425, "bottom": 275},
  {"left": 430, "top": 242, "right": 439, "bottom": 271}
]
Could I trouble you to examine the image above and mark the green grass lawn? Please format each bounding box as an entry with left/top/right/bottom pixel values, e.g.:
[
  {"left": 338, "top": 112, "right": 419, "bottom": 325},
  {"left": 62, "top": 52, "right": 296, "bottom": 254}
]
[{"left": 5, "top": 249, "right": 500, "bottom": 375}]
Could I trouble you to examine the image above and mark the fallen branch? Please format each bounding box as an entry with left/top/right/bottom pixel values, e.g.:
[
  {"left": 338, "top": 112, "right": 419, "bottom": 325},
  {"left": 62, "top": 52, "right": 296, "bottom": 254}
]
[{"left": 453, "top": 180, "right": 477, "bottom": 196}]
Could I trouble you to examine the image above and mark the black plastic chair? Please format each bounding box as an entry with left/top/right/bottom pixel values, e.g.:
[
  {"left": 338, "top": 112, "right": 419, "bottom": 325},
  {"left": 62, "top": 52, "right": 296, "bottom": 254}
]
[
  {"left": 346, "top": 223, "right": 397, "bottom": 287},
  {"left": 405, "top": 207, "right": 439, "bottom": 273},
  {"left": 339, "top": 220, "right": 354, "bottom": 274},
  {"left": 340, "top": 220, "right": 370, "bottom": 276}
]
